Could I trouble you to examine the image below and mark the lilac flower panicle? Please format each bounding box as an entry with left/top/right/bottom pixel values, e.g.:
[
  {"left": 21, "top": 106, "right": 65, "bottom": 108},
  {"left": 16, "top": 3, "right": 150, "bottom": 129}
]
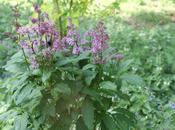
[
  {"left": 92, "top": 45, "right": 99, "bottom": 54},
  {"left": 31, "top": 57, "right": 39, "bottom": 69},
  {"left": 17, "top": 26, "right": 32, "bottom": 35},
  {"left": 53, "top": 39, "right": 65, "bottom": 51},
  {"left": 42, "top": 48, "right": 52, "bottom": 58},
  {"left": 66, "top": 37, "right": 75, "bottom": 46},
  {"left": 17, "top": 5, "right": 62, "bottom": 68},
  {"left": 32, "top": 40, "right": 39, "bottom": 52},
  {"left": 72, "top": 45, "right": 82, "bottom": 55},
  {"left": 38, "top": 21, "right": 57, "bottom": 36},
  {"left": 80, "top": 39, "right": 87, "bottom": 45},
  {"left": 17, "top": 4, "right": 119, "bottom": 68},
  {"left": 20, "top": 40, "right": 28, "bottom": 49},
  {"left": 32, "top": 40, "right": 39, "bottom": 45},
  {"left": 87, "top": 22, "right": 109, "bottom": 64}
]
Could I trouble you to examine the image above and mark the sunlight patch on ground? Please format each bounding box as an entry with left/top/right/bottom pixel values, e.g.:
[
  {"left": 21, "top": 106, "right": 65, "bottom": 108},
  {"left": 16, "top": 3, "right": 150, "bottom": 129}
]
[
  {"left": 118, "top": 0, "right": 175, "bottom": 27},
  {"left": 88, "top": 0, "right": 115, "bottom": 13}
]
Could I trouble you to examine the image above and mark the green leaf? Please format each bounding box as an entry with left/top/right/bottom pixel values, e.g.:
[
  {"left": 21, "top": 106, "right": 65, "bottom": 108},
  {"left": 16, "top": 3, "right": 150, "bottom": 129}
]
[
  {"left": 3, "top": 51, "right": 26, "bottom": 73},
  {"left": 99, "top": 81, "right": 117, "bottom": 91},
  {"left": 114, "top": 108, "right": 136, "bottom": 122},
  {"left": 51, "top": 83, "right": 71, "bottom": 96},
  {"left": 0, "top": 110, "right": 17, "bottom": 121},
  {"left": 56, "top": 52, "right": 90, "bottom": 67},
  {"left": 82, "top": 64, "right": 96, "bottom": 71},
  {"left": 81, "top": 99, "right": 95, "bottom": 130},
  {"left": 76, "top": 117, "right": 89, "bottom": 130},
  {"left": 115, "top": 90, "right": 130, "bottom": 101},
  {"left": 15, "top": 85, "right": 33, "bottom": 105},
  {"left": 114, "top": 113, "right": 130, "bottom": 130},
  {"left": 121, "top": 74, "right": 144, "bottom": 86},
  {"left": 119, "top": 59, "right": 133, "bottom": 71},
  {"left": 57, "top": 57, "right": 75, "bottom": 66},
  {"left": 83, "top": 70, "right": 97, "bottom": 86},
  {"left": 42, "top": 102, "right": 56, "bottom": 117},
  {"left": 82, "top": 87, "right": 101, "bottom": 103},
  {"left": 42, "top": 70, "right": 52, "bottom": 82},
  {"left": 102, "top": 114, "right": 118, "bottom": 130},
  {"left": 74, "top": 51, "right": 90, "bottom": 62},
  {"left": 14, "top": 113, "right": 28, "bottom": 130}
]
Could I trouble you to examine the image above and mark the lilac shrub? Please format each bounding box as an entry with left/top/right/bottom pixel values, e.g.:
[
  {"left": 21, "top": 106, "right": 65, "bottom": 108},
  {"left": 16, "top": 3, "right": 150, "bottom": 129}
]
[
  {"left": 1, "top": 4, "right": 136, "bottom": 130},
  {"left": 17, "top": 5, "right": 120, "bottom": 69}
]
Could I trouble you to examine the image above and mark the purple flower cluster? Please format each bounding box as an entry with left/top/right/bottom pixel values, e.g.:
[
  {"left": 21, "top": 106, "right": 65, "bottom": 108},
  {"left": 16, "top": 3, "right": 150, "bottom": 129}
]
[
  {"left": 90, "top": 22, "right": 109, "bottom": 54},
  {"left": 62, "top": 18, "right": 82, "bottom": 54},
  {"left": 17, "top": 5, "right": 122, "bottom": 69},
  {"left": 17, "top": 5, "right": 64, "bottom": 69},
  {"left": 88, "top": 22, "right": 109, "bottom": 64},
  {"left": 63, "top": 19, "right": 110, "bottom": 64}
]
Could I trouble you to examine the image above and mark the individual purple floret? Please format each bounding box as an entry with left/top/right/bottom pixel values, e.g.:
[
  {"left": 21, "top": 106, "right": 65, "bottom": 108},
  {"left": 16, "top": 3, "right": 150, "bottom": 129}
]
[
  {"left": 19, "top": 40, "right": 28, "bottom": 49},
  {"left": 30, "top": 57, "right": 39, "bottom": 69},
  {"left": 30, "top": 17, "right": 38, "bottom": 23},
  {"left": 72, "top": 45, "right": 82, "bottom": 54},
  {"left": 17, "top": 26, "right": 32, "bottom": 35},
  {"left": 34, "top": 4, "right": 41, "bottom": 13}
]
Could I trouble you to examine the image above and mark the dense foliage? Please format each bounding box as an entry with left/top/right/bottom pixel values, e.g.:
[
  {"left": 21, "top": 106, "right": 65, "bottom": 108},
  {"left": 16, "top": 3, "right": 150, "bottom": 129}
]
[
  {"left": 0, "top": 4, "right": 136, "bottom": 130},
  {"left": 1, "top": 0, "right": 175, "bottom": 130}
]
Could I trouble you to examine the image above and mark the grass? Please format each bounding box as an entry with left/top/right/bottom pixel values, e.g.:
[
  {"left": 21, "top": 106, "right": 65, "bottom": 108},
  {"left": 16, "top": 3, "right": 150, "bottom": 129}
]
[
  {"left": 101, "top": 1, "right": 175, "bottom": 129},
  {"left": 118, "top": 0, "right": 175, "bottom": 27}
]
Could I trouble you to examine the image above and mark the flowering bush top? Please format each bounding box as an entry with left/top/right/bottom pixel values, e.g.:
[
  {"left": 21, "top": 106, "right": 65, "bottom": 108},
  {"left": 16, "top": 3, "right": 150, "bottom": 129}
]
[{"left": 0, "top": 4, "right": 136, "bottom": 130}]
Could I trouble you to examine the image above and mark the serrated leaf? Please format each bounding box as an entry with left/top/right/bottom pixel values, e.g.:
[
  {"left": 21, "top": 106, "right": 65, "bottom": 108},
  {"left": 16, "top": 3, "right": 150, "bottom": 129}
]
[
  {"left": 51, "top": 83, "right": 71, "bottom": 96},
  {"left": 76, "top": 117, "right": 89, "bottom": 130},
  {"left": 57, "top": 57, "right": 75, "bottom": 66},
  {"left": 82, "top": 87, "right": 101, "bottom": 103},
  {"left": 121, "top": 74, "right": 144, "bottom": 86},
  {"left": 57, "top": 52, "right": 90, "bottom": 67},
  {"left": 102, "top": 114, "right": 118, "bottom": 130},
  {"left": 82, "top": 64, "right": 96, "bottom": 71},
  {"left": 114, "top": 108, "right": 136, "bottom": 122},
  {"left": 83, "top": 70, "right": 97, "bottom": 86},
  {"left": 14, "top": 113, "right": 28, "bottom": 130},
  {"left": 81, "top": 99, "right": 95, "bottom": 130},
  {"left": 74, "top": 51, "right": 90, "bottom": 62},
  {"left": 119, "top": 59, "right": 133, "bottom": 71},
  {"left": 99, "top": 81, "right": 117, "bottom": 91},
  {"left": 0, "top": 110, "right": 17, "bottom": 121},
  {"left": 115, "top": 90, "right": 130, "bottom": 101},
  {"left": 114, "top": 113, "right": 130, "bottom": 130},
  {"left": 15, "top": 85, "right": 33, "bottom": 105},
  {"left": 42, "top": 70, "right": 52, "bottom": 82}
]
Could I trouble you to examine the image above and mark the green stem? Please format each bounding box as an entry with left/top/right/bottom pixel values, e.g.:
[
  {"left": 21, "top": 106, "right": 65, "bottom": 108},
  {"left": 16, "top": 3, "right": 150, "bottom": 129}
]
[
  {"left": 59, "top": 17, "right": 63, "bottom": 38},
  {"left": 18, "top": 34, "right": 30, "bottom": 71},
  {"left": 22, "top": 48, "right": 30, "bottom": 71}
]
